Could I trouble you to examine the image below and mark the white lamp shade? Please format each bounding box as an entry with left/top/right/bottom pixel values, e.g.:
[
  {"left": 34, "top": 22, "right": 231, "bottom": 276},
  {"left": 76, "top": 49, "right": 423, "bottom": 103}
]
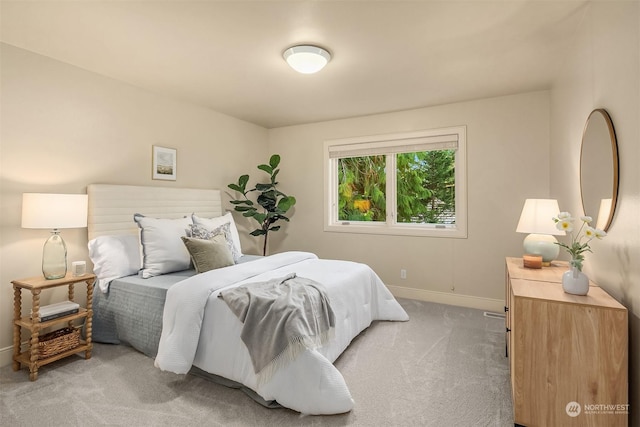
[
  {"left": 283, "top": 45, "right": 331, "bottom": 74},
  {"left": 516, "top": 199, "right": 564, "bottom": 236},
  {"left": 22, "top": 193, "right": 88, "bottom": 229}
]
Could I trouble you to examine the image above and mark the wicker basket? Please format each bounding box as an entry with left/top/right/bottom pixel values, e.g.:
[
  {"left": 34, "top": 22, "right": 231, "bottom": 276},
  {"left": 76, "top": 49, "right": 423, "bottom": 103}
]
[{"left": 38, "top": 327, "right": 80, "bottom": 358}]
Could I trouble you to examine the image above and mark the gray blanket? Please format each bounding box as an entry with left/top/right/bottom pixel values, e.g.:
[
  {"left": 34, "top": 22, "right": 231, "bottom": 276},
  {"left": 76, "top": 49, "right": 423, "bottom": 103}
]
[{"left": 219, "top": 273, "right": 335, "bottom": 385}]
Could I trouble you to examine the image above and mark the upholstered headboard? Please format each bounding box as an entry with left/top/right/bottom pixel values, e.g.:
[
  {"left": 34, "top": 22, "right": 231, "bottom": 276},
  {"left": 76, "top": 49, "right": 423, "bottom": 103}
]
[{"left": 87, "top": 184, "right": 222, "bottom": 240}]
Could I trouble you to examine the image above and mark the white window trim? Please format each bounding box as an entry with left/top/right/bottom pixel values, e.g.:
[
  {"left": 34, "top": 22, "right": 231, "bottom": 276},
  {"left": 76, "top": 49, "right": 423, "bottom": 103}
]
[{"left": 323, "top": 126, "right": 467, "bottom": 238}]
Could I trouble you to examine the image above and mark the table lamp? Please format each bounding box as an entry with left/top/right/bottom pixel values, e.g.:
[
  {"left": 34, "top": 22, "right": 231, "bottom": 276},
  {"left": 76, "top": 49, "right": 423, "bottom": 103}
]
[
  {"left": 21, "top": 193, "right": 88, "bottom": 279},
  {"left": 516, "top": 199, "right": 564, "bottom": 266}
]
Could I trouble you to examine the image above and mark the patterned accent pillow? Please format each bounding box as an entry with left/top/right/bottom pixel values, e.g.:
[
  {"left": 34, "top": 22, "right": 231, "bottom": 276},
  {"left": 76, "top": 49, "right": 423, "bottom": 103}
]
[
  {"left": 192, "top": 213, "right": 242, "bottom": 257},
  {"left": 188, "top": 223, "right": 239, "bottom": 263}
]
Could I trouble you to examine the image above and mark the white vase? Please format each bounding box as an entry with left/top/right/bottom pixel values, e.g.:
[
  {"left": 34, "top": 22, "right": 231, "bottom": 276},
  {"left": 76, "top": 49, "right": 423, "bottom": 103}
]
[{"left": 562, "top": 265, "right": 589, "bottom": 295}]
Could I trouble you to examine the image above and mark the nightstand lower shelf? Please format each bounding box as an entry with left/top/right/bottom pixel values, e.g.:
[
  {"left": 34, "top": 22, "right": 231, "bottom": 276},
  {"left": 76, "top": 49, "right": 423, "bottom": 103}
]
[{"left": 14, "top": 340, "right": 91, "bottom": 379}]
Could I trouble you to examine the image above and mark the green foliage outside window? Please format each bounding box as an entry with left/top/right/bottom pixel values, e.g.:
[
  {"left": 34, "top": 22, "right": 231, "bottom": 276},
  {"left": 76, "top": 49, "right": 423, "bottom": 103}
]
[
  {"left": 338, "top": 150, "right": 455, "bottom": 224},
  {"left": 338, "top": 156, "right": 386, "bottom": 221},
  {"left": 397, "top": 150, "right": 455, "bottom": 224}
]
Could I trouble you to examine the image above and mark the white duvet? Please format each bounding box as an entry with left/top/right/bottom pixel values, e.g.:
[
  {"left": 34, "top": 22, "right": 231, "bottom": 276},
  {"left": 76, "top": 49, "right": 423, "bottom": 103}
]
[{"left": 155, "top": 251, "right": 409, "bottom": 415}]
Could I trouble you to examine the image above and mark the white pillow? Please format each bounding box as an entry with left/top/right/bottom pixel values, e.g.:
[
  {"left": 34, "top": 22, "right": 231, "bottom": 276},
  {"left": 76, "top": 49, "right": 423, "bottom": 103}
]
[
  {"left": 134, "top": 214, "right": 192, "bottom": 278},
  {"left": 192, "top": 212, "right": 242, "bottom": 259},
  {"left": 88, "top": 234, "right": 141, "bottom": 293}
]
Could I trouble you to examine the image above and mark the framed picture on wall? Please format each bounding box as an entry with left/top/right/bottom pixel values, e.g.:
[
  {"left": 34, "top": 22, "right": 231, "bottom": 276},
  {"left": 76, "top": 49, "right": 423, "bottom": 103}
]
[{"left": 152, "top": 146, "right": 177, "bottom": 181}]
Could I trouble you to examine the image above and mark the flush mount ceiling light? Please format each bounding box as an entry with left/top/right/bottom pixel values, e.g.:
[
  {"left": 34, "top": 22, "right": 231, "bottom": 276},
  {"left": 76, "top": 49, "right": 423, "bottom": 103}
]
[{"left": 283, "top": 45, "right": 331, "bottom": 74}]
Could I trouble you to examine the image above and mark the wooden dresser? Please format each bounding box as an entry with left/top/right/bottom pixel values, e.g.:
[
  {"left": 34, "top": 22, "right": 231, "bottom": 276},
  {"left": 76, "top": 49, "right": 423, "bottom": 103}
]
[{"left": 505, "top": 257, "right": 628, "bottom": 427}]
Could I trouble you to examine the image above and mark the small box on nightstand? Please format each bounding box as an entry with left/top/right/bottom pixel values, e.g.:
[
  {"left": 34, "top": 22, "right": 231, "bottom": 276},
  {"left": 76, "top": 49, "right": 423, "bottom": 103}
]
[{"left": 522, "top": 254, "right": 543, "bottom": 269}]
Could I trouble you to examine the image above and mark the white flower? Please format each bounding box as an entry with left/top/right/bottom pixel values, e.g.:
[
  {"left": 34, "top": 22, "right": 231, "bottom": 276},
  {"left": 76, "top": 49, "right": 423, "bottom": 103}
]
[
  {"left": 552, "top": 211, "right": 606, "bottom": 271},
  {"left": 556, "top": 219, "right": 573, "bottom": 232},
  {"left": 594, "top": 228, "right": 607, "bottom": 239},
  {"left": 584, "top": 226, "right": 595, "bottom": 238}
]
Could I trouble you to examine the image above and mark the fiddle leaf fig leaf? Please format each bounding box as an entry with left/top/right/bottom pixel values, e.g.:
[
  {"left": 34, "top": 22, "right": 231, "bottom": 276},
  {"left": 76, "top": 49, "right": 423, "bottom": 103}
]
[
  {"left": 277, "top": 196, "right": 296, "bottom": 212},
  {"left": 269, "top": 154, "right": 281, "bottom": 169},
  {"left": 229, "top": 175, "right": 250, "bottom": 194},
  {"left": 228, "top": 183, "right": 243, "bottom": 193},
  {"left": 258, "top": 164, "right": 273, "bottom": 174}
]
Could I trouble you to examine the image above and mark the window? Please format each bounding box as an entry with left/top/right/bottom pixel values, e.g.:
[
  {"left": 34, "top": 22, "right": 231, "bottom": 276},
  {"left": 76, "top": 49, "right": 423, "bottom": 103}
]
[{"left": 324, "top": 126, "right": 467, "bottom": 238}]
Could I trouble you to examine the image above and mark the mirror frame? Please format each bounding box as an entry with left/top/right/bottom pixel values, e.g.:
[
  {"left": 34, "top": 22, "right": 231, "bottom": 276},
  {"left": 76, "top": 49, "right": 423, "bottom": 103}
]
[{"left": 579, "top": 108, "right": 619, "bottom": 232}]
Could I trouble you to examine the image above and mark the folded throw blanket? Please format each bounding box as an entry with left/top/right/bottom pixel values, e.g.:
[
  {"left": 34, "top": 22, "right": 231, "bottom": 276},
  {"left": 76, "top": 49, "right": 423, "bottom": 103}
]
[{"left": 219, "top": 273, "right": 335, "bottom": 386}]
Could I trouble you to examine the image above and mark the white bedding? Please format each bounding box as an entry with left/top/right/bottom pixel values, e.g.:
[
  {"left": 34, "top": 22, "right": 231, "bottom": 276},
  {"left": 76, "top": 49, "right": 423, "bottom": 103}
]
[{"left": 155, "top": 251, "right": 409, "bottom": 415}]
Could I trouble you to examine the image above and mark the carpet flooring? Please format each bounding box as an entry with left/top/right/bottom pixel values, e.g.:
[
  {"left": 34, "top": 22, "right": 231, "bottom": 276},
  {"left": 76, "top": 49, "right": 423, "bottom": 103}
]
[{"left": 1, "top": 299, "right": 514, "bottom": 426}]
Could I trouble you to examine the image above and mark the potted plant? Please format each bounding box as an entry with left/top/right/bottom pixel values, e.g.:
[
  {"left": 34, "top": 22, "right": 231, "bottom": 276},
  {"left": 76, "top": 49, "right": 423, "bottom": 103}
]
[
  {"left": 228, "top": 154, "right": 296, "bottom": 256},
  {"left": 552, "top": 212, "right": 607, "bottom": 295}
]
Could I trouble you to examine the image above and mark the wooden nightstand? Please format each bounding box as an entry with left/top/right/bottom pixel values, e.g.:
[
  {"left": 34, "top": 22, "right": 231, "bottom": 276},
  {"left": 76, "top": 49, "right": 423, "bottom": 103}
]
[
  {"left": 12, "top": 273, "right": 96, "bottom": 381},
  {"left": 505, "top": 257, "right": 628, "bottom": 426}
]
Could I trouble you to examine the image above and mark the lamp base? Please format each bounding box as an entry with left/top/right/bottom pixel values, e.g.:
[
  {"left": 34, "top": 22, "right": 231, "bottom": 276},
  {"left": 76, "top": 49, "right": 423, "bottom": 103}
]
[
  {"left": 42, "top": 230, "right": 67, "bottom": 280},
  {"left": 523, "top": 233, "right": 559, "bottom": 265}
]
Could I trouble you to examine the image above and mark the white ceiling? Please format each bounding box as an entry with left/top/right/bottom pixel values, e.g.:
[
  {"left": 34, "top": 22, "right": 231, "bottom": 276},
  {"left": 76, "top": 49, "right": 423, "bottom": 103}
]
[{"left": 1, "top": 1, "right": 588, "bottom": 128}]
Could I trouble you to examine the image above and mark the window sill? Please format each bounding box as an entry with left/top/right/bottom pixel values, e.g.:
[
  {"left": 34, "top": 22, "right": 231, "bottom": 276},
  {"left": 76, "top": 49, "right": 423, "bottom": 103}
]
[{"left": 324, "top": 222, "right": 467, "bottom": 238}]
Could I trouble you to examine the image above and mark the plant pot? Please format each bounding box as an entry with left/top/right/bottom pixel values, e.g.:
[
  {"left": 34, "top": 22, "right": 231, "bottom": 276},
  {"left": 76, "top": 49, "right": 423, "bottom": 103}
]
[{"left": 562, "top": 266, "right": 589, "bottom": 295}]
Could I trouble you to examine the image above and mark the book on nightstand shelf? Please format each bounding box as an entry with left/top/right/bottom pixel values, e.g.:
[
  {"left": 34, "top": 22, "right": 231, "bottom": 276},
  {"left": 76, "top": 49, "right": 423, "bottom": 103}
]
[{"left": 31, "top": 301, "right": 80, "bottom": 322}]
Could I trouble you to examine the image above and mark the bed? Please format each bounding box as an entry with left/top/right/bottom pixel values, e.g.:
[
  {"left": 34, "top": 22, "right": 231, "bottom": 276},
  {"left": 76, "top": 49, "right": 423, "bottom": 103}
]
[{"left": 88, "top": 184, "right": 409, "bottom": 415}]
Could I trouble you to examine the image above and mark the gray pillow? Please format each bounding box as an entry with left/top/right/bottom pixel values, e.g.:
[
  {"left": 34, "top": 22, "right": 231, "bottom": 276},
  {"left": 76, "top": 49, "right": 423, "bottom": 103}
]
[{"left": 181, "top": 234, "right": 234, "bottom": 274}]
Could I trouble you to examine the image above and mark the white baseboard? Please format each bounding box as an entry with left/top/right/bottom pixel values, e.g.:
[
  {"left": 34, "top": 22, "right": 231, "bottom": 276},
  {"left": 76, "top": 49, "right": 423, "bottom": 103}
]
[
  {"left": 387, "top": 284, "right": 505, "bottom": 313},
  {"left": 0, "top": 339, "right": 29, "bottom": 368},
  {"left": 0, "top": 345, "right": 15, "bottom": 368}
]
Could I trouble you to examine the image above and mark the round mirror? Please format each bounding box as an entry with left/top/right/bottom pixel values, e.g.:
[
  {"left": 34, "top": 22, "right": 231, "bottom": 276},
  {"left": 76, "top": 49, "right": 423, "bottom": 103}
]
[{"left": 580, "top": 109, "right": 619, "bottom": 231}]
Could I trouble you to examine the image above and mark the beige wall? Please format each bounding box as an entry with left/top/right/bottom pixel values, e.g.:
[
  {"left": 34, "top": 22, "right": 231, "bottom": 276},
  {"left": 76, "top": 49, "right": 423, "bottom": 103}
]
[
  {"left": 0, "top": 44, "right": 269, "bottom": 365},
  {"left": 268, "top": 90, "right": 551, "bottom": 311},
  {"left": 549, "top": 1, "right": 639, "bottom": 423}
]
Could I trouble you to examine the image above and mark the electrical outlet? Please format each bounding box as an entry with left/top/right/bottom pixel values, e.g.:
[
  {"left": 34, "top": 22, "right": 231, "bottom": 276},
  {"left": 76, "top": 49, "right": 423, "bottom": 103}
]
[{"left": 400, "top": 269, "right": 407, "bottom": 279}]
